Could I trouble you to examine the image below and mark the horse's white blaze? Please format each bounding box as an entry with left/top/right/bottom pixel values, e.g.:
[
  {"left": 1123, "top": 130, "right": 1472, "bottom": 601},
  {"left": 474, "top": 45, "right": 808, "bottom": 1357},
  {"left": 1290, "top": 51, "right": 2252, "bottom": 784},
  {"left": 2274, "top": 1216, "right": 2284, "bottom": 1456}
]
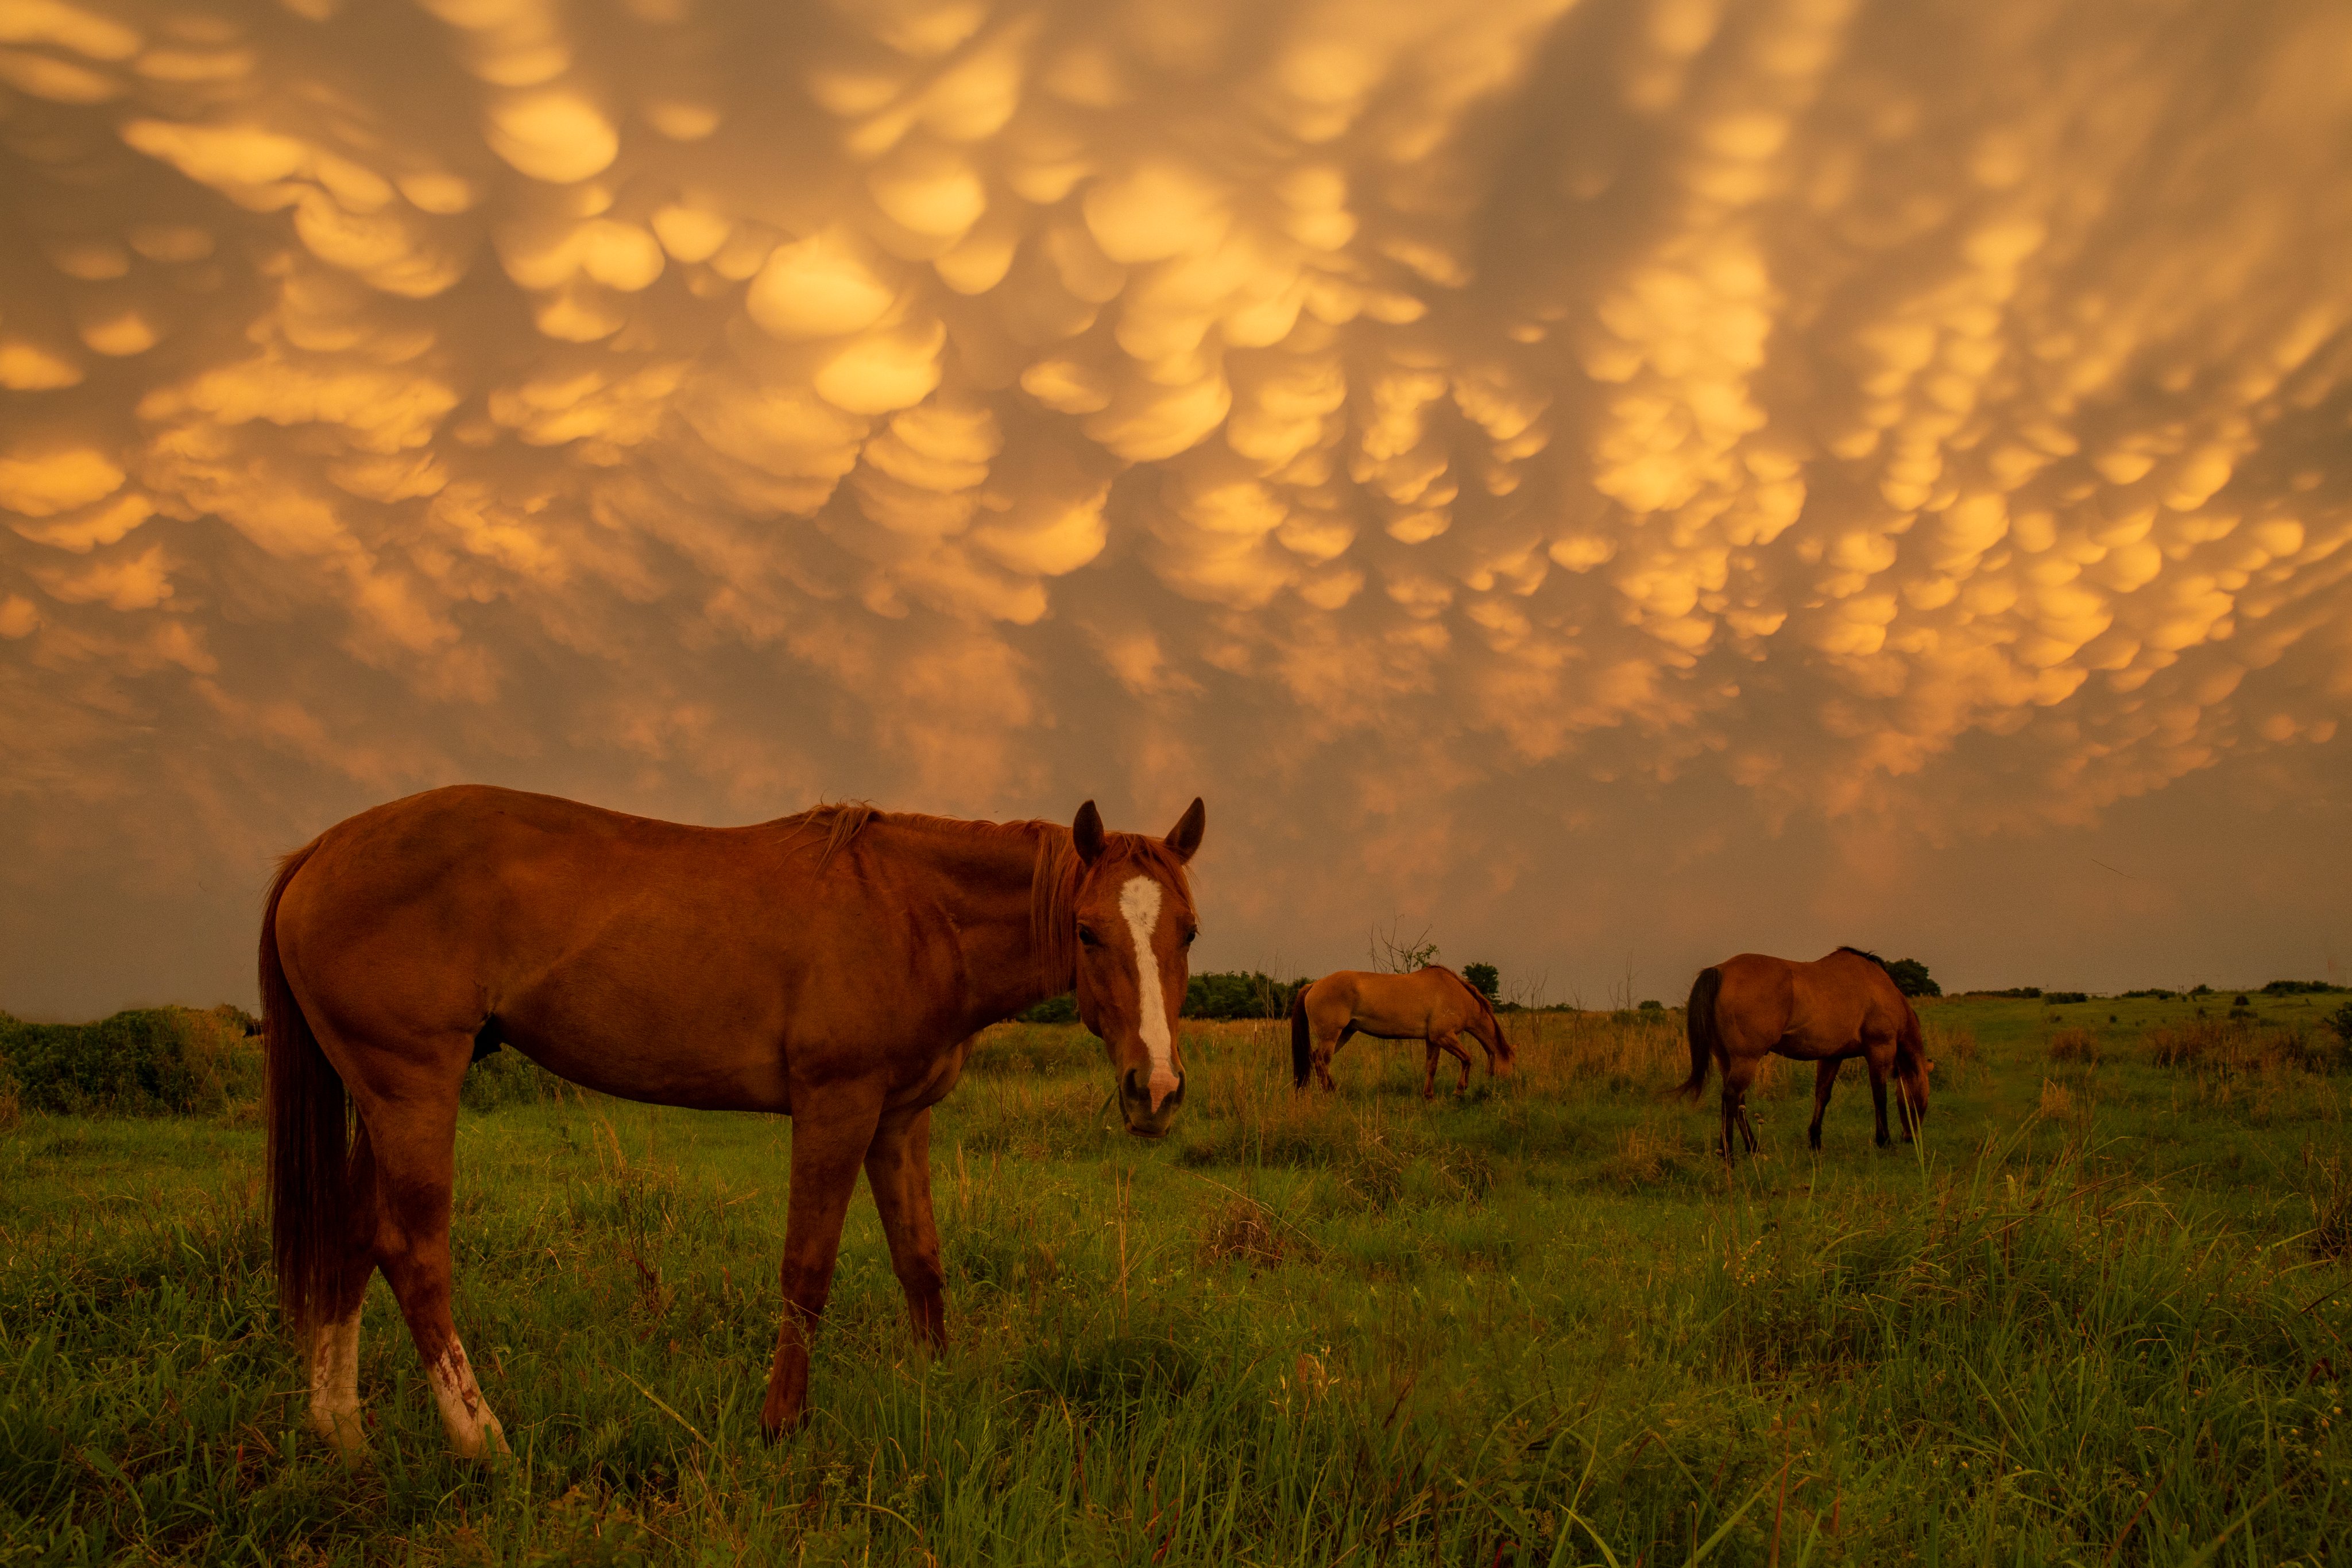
[
  {"left": 424, "top": 1337, "right": 509, "bottom": 1458},
  {"left": 1119, "top": 875, "right": 1179, "bottom": 1111},
  {"left": 307, "top": 1308, "right": 365, "bottom": 1455}
]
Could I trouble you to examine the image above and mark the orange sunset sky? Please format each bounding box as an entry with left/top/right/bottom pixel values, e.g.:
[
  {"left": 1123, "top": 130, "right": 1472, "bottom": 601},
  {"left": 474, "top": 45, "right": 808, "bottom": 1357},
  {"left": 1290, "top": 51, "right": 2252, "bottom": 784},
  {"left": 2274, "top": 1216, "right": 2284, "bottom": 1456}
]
[{"left": 2, "top": 0, "right": 2348, "bottom": 1017}]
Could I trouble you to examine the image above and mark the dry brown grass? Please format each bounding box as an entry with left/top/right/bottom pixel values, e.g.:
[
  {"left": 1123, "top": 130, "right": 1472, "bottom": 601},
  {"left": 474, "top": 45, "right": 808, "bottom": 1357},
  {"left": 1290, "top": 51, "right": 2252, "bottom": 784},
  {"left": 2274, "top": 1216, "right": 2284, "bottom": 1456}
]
[
  {"left": 1601, "top": 1121, "right": 1688, "bottom": 1188},
  {"left": 1921, "top": 1013, "right": 1980, "bottom": 1087},
  {"left": 2046, "top": 1026, "right": 2100, "bottom": 1065},
  {"left": 1198, "top": 1196, "right": 1287, "bottom": 1269}
]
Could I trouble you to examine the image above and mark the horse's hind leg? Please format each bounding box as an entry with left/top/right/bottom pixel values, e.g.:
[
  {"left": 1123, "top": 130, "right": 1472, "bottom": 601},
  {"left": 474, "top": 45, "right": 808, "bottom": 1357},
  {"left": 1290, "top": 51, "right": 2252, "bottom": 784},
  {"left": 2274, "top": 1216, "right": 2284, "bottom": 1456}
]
[
  {"left": 1316, "top": 1024, "right": 1355, "bottom": 1093},
  {"left": 306, "top": 1121, "right": 380, "bottom": 1458},
  {"left": 1719, "top": 1058, "right": 1760, "bottom": 1165},
  {"left": 864, "top": 1106, "right": 946, "bottom": 1350},
  {"left": 1421, "top": 1040, "right": 1440, "bottom": 1100},
  {"left": 326, "top": 1028, "right": 508, "bottom": 1459},
  {"left": 1808, "top": 1060, "right": 1842, "bottom": 1152}
]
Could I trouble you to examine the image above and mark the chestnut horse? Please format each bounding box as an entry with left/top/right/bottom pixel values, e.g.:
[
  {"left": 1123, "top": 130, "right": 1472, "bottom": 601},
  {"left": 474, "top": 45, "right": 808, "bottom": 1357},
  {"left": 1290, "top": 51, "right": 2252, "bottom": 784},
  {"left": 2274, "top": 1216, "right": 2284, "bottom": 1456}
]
[
  {"left": 1678, "top": 947, "right": 1930, "bottom": 1164},
  {"left": 1289, "top": 966, "right": 1515, "bottom": 1098},
  {"left": 264, "top": 784, "right": 1204, "bottom": 1457}
]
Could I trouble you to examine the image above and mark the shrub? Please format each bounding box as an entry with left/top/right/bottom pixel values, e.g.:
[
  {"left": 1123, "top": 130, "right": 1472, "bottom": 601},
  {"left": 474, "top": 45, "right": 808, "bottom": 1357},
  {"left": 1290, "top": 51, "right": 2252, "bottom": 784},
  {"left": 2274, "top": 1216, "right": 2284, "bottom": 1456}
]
[
  {"left": 2328, "top": 1002, "right": 2352, "bottom": 1043},
  {"left": 2045, "top": 991, "right": 2090, "bottom": 1005},
  {"left": 1183, "top": 971, "right": 1302, "bottom": 1020},
  {"left": 1018, "top": 992, "right": 1078, "bottom": 1024},
  {"left": 0, "top": 1006, "right": 260, "bottom": 1116},
  {"left": 1637, "top": 998, "right": 1664, "bottom": 1012},
  {"left": 2263, "top": 979, "right": 2341, "bottom": 996},
  {"left": 1887, "top": 958, "right": 1940, "bottom": 997},
  {"left": 1461, "top": 962, "right": 1499, "bottom": 1003}
]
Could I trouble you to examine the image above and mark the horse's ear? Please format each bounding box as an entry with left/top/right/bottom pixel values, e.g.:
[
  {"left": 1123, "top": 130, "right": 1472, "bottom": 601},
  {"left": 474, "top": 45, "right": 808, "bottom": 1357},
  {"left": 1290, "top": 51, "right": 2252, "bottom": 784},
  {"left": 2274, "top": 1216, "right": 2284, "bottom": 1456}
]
[
  {"left": 1163, "top": 797, "right": 1205, "bottom": 864},
  {"left": 1072, "top": 800, "right": 1106, "bottom": 864}
]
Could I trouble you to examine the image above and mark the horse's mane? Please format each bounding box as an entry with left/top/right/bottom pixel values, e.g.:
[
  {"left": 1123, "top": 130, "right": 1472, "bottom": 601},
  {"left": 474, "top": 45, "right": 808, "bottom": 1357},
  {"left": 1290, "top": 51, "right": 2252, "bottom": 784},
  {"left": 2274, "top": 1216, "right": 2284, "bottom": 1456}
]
[
  {"left": 780, "top": 803, "right": 1187, "bottom": 992},
  {"left": 1423, "top": 962, "right": 1508, "bottom": 1038},
  {"left": 1837, "top": 945, "right": 1892, "bottom": 973}
]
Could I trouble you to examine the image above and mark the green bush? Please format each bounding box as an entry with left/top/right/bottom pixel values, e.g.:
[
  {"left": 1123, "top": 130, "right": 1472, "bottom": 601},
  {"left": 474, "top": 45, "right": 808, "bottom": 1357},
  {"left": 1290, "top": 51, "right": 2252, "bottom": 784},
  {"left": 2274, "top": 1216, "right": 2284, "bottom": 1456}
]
[
  {"left": 1184, "top": 971, "right": 1302, "bottom": 1020},
  {"left": 1461, "top": 963, "right": 1499, "bottom": 1002},
  {"left": 1016, "top": 992, "right": 1078, "bottom": 1024},
  {"left": 0, "top": 1005, "right": 260, "bottom": 1116},
  {"left": 1887, "top": 957, "right": 1940, "bottom": 997}
]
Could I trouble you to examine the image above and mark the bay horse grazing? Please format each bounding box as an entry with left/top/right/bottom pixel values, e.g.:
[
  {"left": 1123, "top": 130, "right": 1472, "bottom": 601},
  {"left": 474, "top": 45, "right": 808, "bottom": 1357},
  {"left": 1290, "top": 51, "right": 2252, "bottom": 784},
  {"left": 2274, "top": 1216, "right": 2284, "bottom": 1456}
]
[
  {"left": 263, "top": 785, "right": 1205, "bottom": 1457},
  {"left": 1289, "top": 966, "right": 1515, "bottom": 1099},
  {"left": 1678, "top": 947, "right": 1931, "bottom": 1164}
]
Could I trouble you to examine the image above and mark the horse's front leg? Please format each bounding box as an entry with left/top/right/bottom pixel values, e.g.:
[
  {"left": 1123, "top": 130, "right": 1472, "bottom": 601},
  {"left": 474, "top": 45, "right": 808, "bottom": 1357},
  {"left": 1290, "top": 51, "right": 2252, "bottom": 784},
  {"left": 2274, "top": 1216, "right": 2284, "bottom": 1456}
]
[
  {"left": 1808, "top": 1059, "right": 1842, "bottom": 1151},
  {"left": 763, "top": 1085, "right": 886, "bottom": 1439},
  {"left": 1432, "top": 1030, "right": 1472, "bottom": 1095},
  {"left": 1864, "top": 1047, "right": 1894, "bottom": 1147},
  {"left": 865, "top": 1106, "right": 946, "bottom": 1349}
]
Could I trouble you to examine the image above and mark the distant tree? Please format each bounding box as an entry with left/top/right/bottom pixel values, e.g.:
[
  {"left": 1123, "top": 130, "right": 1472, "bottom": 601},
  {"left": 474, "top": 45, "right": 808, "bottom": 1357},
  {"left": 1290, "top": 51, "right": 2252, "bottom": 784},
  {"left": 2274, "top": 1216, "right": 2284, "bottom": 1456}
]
[
  {"left": 1184, "top": 971, "right": 1303, "bottom": 1020},
  {"left": 1462, "top": 963, "right": 1500, "bottom": 1003},
  {"left": 2263, "top": 979, "right": 2340, "bottom": 996},
  {"left": 1368, "top": 919, "right": 1440, "bottom": 973},
  {"left": 1886, "top": 958, "right": 1941, "bottom": 998},
  {"left": 1637, "top": 998, "right": 1664, "bottom": 1011},
  {"left": 1018, "top": 993, "right": 1077, "bottom": 1024}
]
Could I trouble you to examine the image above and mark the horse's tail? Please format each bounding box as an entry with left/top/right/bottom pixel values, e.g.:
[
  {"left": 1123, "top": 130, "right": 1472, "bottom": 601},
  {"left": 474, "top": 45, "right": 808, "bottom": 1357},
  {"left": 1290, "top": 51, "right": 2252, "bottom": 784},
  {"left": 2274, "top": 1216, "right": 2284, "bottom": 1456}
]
[
  {"left": 1289, "top": 984, "right": 1312, "bottom": 1089},
  {"left": 264, "top": 839, "right": 348, "bottom": 1335},
  {"left": 1677, "top": 967, "right": 1722, "bottom": 1100}
]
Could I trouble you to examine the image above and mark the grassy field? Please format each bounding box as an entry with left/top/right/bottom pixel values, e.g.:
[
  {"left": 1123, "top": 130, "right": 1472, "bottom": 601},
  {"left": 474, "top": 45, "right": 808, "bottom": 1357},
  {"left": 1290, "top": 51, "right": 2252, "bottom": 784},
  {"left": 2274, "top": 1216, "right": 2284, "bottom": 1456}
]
[{"left": 2, "top": 989, "right": 2349, "bottom": 1565}]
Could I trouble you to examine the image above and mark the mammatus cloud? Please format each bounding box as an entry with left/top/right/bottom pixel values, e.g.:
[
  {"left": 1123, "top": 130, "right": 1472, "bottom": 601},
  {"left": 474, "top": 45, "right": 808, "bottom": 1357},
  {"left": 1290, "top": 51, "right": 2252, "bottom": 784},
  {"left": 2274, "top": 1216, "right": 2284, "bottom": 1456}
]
[{"left": 2, "top": 0, "right": 2349, "bottom": 1010}]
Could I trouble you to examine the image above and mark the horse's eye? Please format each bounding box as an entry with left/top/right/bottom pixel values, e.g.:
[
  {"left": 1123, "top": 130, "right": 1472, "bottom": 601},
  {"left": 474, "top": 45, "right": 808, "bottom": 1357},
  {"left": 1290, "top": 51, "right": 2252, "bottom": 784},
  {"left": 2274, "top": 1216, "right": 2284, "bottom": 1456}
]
[
  {"left": 1078, "top": 926, "right": 1101, "bottom": 948},
  {"left": 1182, "top": 926, "right": 1198, "bottom": 946}
]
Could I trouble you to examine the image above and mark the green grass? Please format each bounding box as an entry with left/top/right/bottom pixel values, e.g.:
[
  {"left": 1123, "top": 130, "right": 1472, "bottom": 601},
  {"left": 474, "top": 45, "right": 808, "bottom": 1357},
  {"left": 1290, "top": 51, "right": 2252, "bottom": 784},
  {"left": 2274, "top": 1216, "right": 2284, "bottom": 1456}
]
[{"left": 1, "top": 992, "right": 2347, "bottom": 1564}]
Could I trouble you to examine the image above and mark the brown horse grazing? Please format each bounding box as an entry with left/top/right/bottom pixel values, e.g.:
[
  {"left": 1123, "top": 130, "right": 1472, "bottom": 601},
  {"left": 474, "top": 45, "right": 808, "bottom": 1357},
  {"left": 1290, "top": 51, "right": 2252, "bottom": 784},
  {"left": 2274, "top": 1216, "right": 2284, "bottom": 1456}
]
[
  {"left": 1678, "top": 947, "right": 1931, "bottom": 1164},
  {"left": 1289, "top": 966, "right": 1515, "bottom": 1098},
  {"left": 264, "top": 785, "right": 1205, "bottom": 1457}
]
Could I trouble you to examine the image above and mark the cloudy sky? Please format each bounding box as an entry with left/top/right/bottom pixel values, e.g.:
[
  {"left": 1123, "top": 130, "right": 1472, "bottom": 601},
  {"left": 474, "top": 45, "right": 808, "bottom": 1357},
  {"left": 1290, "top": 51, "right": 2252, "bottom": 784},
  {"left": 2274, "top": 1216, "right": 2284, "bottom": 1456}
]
[{"left": 3, "top": 0, "right": 2348, "bottom": 1019}]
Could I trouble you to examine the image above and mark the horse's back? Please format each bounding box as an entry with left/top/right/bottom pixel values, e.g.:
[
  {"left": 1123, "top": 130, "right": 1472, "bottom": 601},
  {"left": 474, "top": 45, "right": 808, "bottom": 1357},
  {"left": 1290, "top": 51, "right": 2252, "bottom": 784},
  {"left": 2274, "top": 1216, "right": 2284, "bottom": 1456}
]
[
  {"left": 280, "top": 785, "right": 777, "bottom": 969},
  {"left": 1307, "top": 967, "right": 1465, "bottom": 1035},
  {"left": 270, "top": 787, "right": 838, "bottom": 1108},
  {"left": 1731, "top": 959, "right": 1909, "bottom": 1053}
]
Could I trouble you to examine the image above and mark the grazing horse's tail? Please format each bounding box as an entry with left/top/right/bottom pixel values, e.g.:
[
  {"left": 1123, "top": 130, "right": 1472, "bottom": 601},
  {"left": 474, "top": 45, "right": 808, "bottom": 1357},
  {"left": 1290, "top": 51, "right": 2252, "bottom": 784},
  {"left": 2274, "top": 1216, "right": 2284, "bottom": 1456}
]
[
  {"left": 1289, "top": 985, "right": 1312, "bottom": 1088},
  {"left": 263, "top": 839, "right": 348, "bottom": 1335},
  {"left": 1678, "top": 967, "right": 1723, "bottom": 1100}
]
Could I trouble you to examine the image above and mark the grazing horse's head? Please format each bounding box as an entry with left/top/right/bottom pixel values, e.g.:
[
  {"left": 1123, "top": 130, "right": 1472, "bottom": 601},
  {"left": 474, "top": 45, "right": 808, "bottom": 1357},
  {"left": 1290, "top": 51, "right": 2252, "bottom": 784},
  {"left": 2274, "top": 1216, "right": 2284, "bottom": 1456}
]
[{"left": 1069, "top": 796, "right": 1205, "bottom": 1139}]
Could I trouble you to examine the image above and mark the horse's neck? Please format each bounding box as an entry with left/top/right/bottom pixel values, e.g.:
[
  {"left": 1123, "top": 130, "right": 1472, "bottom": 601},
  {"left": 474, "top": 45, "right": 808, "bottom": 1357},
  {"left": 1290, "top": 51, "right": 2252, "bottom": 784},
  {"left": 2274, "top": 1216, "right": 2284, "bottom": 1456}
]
[{"left": 870, "top": 820, "right": 1072, "bottom": 1025}]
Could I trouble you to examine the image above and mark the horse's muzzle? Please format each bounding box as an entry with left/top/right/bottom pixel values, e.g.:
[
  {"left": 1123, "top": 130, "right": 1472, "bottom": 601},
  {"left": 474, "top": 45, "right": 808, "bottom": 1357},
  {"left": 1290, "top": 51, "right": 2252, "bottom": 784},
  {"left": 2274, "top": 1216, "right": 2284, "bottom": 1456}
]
[{"left": 1119, "top": 1067, "right": 1184, "bottom": 1137}]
